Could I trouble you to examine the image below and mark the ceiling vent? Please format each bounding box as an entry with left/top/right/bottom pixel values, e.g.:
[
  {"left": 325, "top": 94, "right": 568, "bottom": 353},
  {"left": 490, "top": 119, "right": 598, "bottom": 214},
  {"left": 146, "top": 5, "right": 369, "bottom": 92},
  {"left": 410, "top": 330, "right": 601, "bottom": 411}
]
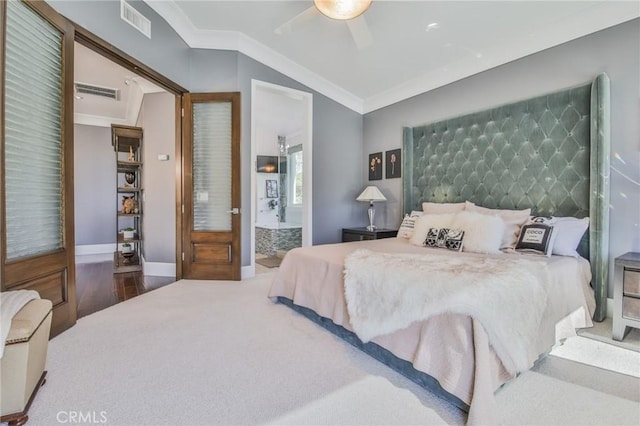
[
  {"left": 120, "top": 0, "right": 151, "bottom": 39},
  {"left": 75, "top": 82, "right": 121, "bottom": 101}
]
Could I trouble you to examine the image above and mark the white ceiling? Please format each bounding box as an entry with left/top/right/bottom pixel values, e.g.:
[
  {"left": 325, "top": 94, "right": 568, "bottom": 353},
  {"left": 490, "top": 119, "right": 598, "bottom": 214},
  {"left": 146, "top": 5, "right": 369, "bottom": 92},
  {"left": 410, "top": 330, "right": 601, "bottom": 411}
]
[
  {"left": 74, "top": 42, "right": 164, "bottom": 127},
  {"left": 146, "top": 0, "right": 639, "bottom": 113}
]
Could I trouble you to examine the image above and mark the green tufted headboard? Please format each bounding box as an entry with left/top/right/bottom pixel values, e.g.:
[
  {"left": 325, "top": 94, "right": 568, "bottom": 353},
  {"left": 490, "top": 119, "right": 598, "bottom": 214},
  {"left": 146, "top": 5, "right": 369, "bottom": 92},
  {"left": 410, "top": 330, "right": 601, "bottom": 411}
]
[{"left": 403, "top": 74, "right": 610, "bottom": 321}]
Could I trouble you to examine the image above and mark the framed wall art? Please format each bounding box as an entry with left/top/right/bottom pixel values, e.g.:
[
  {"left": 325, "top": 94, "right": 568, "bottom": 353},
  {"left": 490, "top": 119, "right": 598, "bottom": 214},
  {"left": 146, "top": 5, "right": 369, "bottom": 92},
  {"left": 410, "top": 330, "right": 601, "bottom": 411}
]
[
  {"left": 385, "top": 148, "right": 401, "bottom": 179},
  {"left": 266, "top": 180, "right": 278, "bottom": 198},
  {"left": 368, "top": 152, "right": 382, "bottom": 181}
]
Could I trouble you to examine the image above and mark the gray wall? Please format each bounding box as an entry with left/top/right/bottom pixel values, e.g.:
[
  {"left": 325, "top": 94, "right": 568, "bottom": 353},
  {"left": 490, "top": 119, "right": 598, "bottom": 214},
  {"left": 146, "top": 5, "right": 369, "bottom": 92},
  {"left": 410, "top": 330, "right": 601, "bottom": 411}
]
[
  {"left": 49, "top": 0, "right": 190, "bottom": 89},
  {"left": 139, "top": 92, "right": 176, "bottom": 263},
  {"left": 364, "top": 19, "right": 640, "bottom": 298},
  {"left": 51, "top": 0, "right": 364, "bottom": 266},
  {"left": 236, "top": 54, "right": 364, "bottom": 248},
  {"left": 74, "top": 124, "right": 115, "bottom": 245}
]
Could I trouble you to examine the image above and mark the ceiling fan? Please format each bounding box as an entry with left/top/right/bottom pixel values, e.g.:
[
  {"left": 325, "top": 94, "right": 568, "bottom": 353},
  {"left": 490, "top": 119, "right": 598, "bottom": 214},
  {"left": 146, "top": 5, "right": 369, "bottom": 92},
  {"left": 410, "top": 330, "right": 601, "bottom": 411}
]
[{"left": 274, "top": 0, "right": 374, "bottom": 50}]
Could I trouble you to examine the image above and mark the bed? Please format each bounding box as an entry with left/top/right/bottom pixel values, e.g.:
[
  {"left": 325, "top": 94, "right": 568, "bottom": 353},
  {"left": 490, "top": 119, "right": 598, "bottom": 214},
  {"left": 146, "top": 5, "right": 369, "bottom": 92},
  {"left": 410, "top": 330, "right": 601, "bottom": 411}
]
[{"left": 267, "top": 74, "right": 611, "bottom": 424}]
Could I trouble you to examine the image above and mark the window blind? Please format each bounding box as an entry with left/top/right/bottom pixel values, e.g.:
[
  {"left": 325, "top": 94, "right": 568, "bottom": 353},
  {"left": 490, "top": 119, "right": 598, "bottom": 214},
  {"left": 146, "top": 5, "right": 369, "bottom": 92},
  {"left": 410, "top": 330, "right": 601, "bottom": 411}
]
[
  {"left": 4, "top": 0, "right": 64, "bottom": 260},
  {"left": 192, "top": 102, "right": 232, "bottom": 231}
]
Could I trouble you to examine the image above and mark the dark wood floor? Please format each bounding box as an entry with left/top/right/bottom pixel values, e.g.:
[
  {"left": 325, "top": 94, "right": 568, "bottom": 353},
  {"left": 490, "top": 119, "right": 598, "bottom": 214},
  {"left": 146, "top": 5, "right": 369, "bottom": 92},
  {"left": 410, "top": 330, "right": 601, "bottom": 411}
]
[{"left": 75, "top": 261, "right": 175, "bottom": 319}]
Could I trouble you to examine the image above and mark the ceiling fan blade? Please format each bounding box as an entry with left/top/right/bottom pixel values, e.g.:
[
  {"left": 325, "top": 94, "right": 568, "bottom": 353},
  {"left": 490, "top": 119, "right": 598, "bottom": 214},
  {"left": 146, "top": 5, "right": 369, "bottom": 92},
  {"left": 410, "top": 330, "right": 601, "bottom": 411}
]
[
  {"left": 274, "top": 6, "right": 318, "bottom": 35},
  {"left": 346, "top": 15, "right": 373, "bottom": 49}
]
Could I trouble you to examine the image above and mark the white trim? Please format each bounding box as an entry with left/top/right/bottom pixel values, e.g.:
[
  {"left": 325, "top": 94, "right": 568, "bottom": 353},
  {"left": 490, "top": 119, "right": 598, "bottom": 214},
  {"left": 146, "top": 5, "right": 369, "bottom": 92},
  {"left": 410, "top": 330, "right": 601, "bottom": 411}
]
[
  {"left": 363, "top": 4, "right": 640, "bottom": 113},
  {"left": 241, "top": 265, "right": 255, "bottom": 280},
  {"left": 75, "top": 243, "right": 116, "bottom": 255},
  {"left": 145, "top": 0, "right": 362, "bottom": 113},
  {"left": 75, "top": 244, "right": 115, "bottom": 264},
  {"left": 144, "top": 1, "right": 638, "bottom": 114},
  {"left": 141, "top": 255, "right": 176, "bottom": 277},
  {"left": 250, "top": 80, "right": 313, "bottom": 273},
  {"left": 74, "top": 113, "right": 130, "bottom": 128}
]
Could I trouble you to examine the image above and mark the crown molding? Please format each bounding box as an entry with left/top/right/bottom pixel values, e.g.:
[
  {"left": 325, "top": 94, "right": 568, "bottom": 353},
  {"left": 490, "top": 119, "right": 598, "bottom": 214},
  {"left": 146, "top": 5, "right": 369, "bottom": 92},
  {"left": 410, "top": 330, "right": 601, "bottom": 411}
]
[
  {"left": 145, "top": 0, "right": 363, "bottom": 113},
  {"left": 146, "top": 1, "right": 639, "bottom": 116},
  {"left": 74, "top": 113, "right": 130, "bottom": 128},
  {"left": 363, "top": 3, "right": 640, "bottom": 113}
]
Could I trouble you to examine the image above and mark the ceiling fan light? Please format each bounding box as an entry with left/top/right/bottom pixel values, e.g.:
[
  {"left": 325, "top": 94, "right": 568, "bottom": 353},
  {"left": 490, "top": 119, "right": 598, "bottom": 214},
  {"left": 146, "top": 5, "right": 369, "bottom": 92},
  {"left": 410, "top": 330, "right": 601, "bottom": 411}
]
[{"left": 314, "top": 0, "right": 373, "bottom": 21}]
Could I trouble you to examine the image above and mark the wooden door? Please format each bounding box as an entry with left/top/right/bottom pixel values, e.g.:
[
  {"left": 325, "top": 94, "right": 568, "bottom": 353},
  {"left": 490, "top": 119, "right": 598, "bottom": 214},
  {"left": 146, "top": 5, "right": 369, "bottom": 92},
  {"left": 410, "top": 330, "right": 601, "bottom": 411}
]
[
  {"left": 182, "top": 93, "right": 241, "bottom": 280},
  {"left": 1, "top": 0, "right": 76, "bottom": 336}
]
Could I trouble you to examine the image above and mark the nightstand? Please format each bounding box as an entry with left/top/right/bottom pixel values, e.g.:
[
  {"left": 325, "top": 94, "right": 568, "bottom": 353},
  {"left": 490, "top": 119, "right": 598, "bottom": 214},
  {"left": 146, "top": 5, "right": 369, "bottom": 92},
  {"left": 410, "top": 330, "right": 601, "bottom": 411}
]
[
  {"left": 613, "top": 252, "right": 640, "bottom": 341},
  {"left": 342, "top": 227, "right": 397, "bottom": 242}
]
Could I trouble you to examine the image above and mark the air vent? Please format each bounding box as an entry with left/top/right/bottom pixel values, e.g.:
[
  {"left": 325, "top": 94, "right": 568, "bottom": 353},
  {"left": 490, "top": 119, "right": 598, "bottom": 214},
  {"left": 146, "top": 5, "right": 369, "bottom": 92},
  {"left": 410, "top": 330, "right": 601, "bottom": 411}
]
[
  {"left": 120, "top": 0, "right": 151, "bottom": 39},
  {"left": 74, "top": 83, "right": 120, "bottom": 100}
]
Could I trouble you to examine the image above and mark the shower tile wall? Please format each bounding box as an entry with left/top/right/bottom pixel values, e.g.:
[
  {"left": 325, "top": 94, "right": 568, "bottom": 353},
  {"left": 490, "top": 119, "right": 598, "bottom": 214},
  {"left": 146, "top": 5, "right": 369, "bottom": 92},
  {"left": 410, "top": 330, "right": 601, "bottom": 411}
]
[{"left": 256, "top": 227, "right": 302, "bottom": 256}]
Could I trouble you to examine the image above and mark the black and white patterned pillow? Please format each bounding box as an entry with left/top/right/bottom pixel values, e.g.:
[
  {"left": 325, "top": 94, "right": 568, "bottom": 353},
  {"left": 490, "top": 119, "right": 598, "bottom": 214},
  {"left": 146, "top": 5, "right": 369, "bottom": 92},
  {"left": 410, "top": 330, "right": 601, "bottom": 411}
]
[
  {"left": 424, "top": 228, "right": 464, "bottom": 252},
  {"left": 515, "top": 224, "right": 556, "bottom": 256}
]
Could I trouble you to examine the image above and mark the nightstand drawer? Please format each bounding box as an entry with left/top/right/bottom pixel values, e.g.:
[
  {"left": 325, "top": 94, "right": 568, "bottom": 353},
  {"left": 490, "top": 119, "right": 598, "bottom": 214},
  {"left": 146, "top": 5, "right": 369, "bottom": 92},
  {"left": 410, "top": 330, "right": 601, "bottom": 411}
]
[
  {"left": 342, "top": 228, "right": 397, "bottom": 242},
  {"left": 623, "top": 296, "right": 640, "bottom": 320},
  {"left": 343, "top": 233, "right": 372, "bottom": 242},
  {"left": 623, "top": 269, "right": 640, "bottom": 297}
]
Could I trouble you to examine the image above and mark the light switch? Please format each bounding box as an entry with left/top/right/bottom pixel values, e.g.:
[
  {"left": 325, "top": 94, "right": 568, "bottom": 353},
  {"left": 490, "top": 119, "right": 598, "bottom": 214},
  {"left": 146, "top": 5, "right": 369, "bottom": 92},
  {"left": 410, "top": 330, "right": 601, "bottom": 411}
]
[{"left": 158, "top": 154, "right": 169, "bottom": 161}]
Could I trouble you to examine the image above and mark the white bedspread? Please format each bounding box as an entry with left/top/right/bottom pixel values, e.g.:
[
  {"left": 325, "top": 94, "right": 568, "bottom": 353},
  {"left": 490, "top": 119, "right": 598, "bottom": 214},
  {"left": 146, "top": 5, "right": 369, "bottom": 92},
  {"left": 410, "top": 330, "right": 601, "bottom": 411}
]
[
  {"left": 0, "top": 290, "right": 40, "bottom": 358},
  {"left": 269, "top": 238, "right": 595, "bottom": 425},
  {"left": 344, "top": 249, "right": 550, "bottom": 374}
]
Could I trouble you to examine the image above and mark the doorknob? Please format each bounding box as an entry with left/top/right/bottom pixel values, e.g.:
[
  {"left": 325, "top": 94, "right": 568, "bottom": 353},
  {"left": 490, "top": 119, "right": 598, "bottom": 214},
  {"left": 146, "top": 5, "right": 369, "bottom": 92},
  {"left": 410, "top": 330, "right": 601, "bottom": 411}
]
[{"left": 227, "top": 208, "right": 240, "bottom": 215}]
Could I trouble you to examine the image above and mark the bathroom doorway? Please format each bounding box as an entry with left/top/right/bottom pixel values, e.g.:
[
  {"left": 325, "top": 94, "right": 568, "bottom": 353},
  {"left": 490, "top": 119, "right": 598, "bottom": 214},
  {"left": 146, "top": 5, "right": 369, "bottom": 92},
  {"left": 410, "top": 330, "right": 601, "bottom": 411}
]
[{"left": 250, "top": 80, "right": 313, "bottom": 274}]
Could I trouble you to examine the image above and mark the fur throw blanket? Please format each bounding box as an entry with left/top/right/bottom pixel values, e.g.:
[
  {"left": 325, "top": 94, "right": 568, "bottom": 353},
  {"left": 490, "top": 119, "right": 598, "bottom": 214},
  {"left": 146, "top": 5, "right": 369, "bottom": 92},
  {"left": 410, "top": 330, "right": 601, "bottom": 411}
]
[{"left": 344, "top": 249, "right": 550, "bottom": 374}]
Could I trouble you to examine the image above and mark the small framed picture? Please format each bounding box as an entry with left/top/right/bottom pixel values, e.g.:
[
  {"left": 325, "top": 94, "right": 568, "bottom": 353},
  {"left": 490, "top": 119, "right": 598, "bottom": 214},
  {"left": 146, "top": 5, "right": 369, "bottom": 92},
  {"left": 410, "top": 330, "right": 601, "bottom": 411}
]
[
  {"left": 266, "top": 180, "right": 278, "bottom": 198},
  {"left": 385, "top": 149, "right": 401, "bottom": 179},
  {"left": 368, "top": 152, "right": 383, "bottom": 181}
]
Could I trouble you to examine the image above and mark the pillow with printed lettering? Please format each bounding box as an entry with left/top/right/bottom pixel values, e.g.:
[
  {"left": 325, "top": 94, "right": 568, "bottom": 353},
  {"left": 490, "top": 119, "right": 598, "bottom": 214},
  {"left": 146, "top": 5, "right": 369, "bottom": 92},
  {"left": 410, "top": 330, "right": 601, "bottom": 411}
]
[{"left": 515, "top": 223, "right": 557, "bottom": 256}]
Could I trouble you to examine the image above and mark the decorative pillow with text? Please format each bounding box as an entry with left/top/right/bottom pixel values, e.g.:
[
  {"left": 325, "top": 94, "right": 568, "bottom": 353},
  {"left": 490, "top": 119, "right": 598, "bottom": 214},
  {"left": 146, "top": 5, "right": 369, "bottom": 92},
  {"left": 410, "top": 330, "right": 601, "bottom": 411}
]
[
  {"left": 397, "top": 210, "right": 424, "bottom": 239},
  {"left": 515, "top": 224, "right": 556, "bottom": 256}
]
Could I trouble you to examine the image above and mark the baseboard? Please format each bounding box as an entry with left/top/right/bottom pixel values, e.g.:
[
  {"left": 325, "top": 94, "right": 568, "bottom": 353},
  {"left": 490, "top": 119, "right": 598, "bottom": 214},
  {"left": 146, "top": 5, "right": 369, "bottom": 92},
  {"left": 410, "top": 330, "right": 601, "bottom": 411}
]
[
  {"left": 75, "top": 244, "right": 115, "bottom": 263},
  {"left": 141, "top": 256, "right": 176, "bottom": 277},
  {"left": 75, "top": 243, "right": 115, "bottom": 255},
  {"left": 242, "top": 265, "right": 255, "bottom": 280}
]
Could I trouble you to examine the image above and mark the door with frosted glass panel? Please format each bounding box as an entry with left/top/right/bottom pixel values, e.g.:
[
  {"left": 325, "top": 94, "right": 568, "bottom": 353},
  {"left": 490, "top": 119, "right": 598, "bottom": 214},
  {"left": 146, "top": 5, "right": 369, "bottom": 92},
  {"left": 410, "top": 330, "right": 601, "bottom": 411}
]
[
  {"left": 182, "top": 93, "right": 241, "bottom": 280},
  {"left": 1, "top": 0, "right": 77, "bottom": 336}
]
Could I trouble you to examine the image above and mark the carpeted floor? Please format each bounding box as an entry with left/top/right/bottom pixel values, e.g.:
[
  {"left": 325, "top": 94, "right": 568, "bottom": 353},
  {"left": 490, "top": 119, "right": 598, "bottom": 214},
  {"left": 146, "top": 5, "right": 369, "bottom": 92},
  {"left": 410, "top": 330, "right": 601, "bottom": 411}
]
[
  {"left": 27, "top": 273, "right": 640, "bottom": 425},
  {"left": 550, "top": 335, "right": 640, "bottom": 378}
]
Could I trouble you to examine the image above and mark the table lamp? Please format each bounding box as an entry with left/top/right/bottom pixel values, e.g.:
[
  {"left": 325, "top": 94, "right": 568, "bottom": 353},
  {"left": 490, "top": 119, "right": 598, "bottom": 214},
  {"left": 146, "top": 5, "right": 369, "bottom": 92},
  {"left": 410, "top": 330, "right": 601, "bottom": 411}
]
[{"left": 356, "top": 186, "right": 387, "bottom": 231}]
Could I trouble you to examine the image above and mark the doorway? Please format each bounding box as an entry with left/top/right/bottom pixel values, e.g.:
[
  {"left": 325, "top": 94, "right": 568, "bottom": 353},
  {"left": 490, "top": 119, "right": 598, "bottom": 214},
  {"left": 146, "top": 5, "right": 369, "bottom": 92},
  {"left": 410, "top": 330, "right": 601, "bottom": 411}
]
[
  {"left": 72, "top": 41, "right": 177, "bottom": 316},
  {"left": 250, "top": 80, "right": 313, "bottom": 275}
]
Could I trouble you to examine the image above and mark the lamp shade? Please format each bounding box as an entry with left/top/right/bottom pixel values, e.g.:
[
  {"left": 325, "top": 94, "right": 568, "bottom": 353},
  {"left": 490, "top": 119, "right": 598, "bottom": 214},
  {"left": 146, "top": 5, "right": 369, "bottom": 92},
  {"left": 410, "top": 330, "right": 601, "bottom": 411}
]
[
  {"left": 314, "top": 0, "right": 373, "bottom": 21},
  {"left": 356, "top": 186, "right": 387, "bottom": 202}
]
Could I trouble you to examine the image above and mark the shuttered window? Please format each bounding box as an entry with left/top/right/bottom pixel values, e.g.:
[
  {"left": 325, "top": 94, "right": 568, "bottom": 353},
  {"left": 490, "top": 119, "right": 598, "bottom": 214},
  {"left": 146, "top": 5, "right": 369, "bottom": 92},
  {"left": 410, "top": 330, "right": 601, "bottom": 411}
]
[
  {"left": 4, "top": 0, "right": 64, "bottom": 260},
  {"left": 192, "top": 102, "right": 232, "bottom": 231}
]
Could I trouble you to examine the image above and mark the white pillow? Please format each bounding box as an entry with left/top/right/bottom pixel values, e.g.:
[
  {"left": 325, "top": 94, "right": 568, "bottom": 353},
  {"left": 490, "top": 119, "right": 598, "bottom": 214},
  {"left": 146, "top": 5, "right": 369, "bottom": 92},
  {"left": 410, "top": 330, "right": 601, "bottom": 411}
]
[
  {"left": 409, "top": 213, "right": 456, "bottom": 246},
  {"left": 529, "top": 216, "right": 589, "bottom": 257},
  {"left": 422, "top": 202, "right": 469, "bottom": 214},
  {"left": 465, "top": 202, "right": 530, "bottom": 250},
  {"left": 397, "top": 210, "right": 424, "bottom": 239},
  {"left": 451, "top": 211, "right": 505, "bottom": 254}
]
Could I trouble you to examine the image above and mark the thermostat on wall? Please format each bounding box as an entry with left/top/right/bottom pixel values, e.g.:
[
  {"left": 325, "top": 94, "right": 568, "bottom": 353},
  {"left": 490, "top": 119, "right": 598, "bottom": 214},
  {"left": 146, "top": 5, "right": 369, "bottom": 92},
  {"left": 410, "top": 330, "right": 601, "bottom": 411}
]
[{"left": 158, "top": 154, "right": 170, "bottom": 161}]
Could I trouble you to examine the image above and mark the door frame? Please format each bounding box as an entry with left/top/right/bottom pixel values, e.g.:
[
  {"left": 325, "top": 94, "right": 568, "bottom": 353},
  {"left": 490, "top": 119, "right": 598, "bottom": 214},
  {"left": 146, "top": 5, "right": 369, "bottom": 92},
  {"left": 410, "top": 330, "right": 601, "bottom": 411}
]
[
  {"left": 71, "top": 25, "right": 187, "bottom": 280},
  {"left": 250, "top": 80, "right": 313, "bottom": 276},
  {"left": 1, "top": 0, "right": 77, "bottom": 336}
]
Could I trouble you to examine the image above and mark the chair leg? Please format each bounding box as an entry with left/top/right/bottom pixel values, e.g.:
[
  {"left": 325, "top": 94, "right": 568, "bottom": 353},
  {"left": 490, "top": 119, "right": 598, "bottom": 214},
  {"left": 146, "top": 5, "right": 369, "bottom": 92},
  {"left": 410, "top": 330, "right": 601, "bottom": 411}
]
[{"left": 0, "top": 371, "right": 47, "bottom": 426}]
